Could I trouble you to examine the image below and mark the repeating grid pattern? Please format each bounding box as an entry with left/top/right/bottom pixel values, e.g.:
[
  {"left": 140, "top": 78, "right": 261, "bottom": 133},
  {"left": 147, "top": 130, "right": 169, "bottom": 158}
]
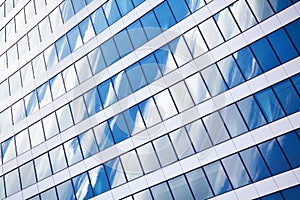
[{"left": 0, "top": 0, "right": 300, "bottom": 199}]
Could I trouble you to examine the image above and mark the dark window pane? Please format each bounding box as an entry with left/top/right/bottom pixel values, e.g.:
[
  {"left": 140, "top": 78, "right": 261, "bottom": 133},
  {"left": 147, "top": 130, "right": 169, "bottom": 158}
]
[
  {"left": 126, "top": 63, "right": 147, "bottom": 92},
  {"left": 282, "top": 185, "right": 300, "bottom": 200},
  {"left": 108, "top": 114, "right": 130, "bottom": 143},
  {"left": 277, "top": 132, "right": 300, "bottom": 168},
  {"left": 269, "top": 0, "right": 291, "bottom": 12},
  {"left": 154, "top": 2, "right": 176, "bottom": 31},
  {"left": 151, "top": 182, "right": 173, "bottom": 200},
  {"left": 285, "top": 19, "right": 300, "bottom": 52},
  {"left": 97, "top": 79, "right": 117, "bottom": 108},
  {"left": 167, "top": 0, "right": 190, "bottom": 21},
  {"left": 291, "top": 73, "right": 300, "bottom": 94},
  {"left": 71, "top": 0, "right": 85, "bottom": 13},
  {"left": 113, "top": 30, "right": 133, "bottom": 58},
  {"left": 116, "top": 0, "right": 134, "bottom": 16},
  {"left": 168, "top": 176, "right": 194, "bottom": 199},
  {"left": 87, "top": 47, "right": 106, "bottom": 74},
  {"left": 140, "top": 54, "right": 162, "bottom": 83},
  {"left": 101, "top": 38, "right": 119, "bottom": 66},
  {"left": 55, "top": 35, "right": 70, "bottom": 60},
  {"left": 127, "top": 21, "right": 148, "bottom": 49}
]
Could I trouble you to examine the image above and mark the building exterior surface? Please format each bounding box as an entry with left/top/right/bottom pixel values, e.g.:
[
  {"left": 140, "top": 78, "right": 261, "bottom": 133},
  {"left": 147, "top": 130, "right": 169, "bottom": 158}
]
[{"left": 0, "top": 0, "right": 300, "bottom": 199}]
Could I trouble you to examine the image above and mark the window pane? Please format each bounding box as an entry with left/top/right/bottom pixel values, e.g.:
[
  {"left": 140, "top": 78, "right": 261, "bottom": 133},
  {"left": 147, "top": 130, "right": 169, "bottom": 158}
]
[
  {"left": 291, "top": 73, "right": 300, "bottom": 94},
  {"left": 154, "top": 89, "right": 177, "bottom": 120},
  {"left": 88, "top": 165, "right": 110, "bottom": 196},
  {"left": 50, "top": 74, "right": 65, "bottom": 99},
  {"left": 49, "top": 7, "right": 63, "bottom": 31},
  {"left": 87, "top": 47, "right": 106, "bottom": 74},
  {"left": 116, "top": 0, "right": 134, "bottom": 16},
  {"left": 285, "top": 19, "right": 300, "bottom": 52},
  {"left": 2, "top": 137, "right": 16, "bottom": 163},
  {"left": 154, "top": 45, "right": 177, "bottom": 75},
  {"left": 169, "top": 128, "right": 194, "bottom": 159},
  {"left": 12, "top": 99, "right": 25, "bottom": 124},
  {"left": 168, "top": 0, "right": 190, "bottom": 22},
  {"left": 126, "top": 63, "right": 147, "bottom": 92},
  {"left": 151, "top": 182, "right": 173, "bottom": 200},
  {"left": 60, "top": 0, "right": 74, "bottom": 22},
  {"left": 101, "top": 38, "right": 119, "bottom": 66},
  {"left": 114, "top": 30, "right": 133, "bottom": 58},
  {"left": 41, "top": 188, "right": 58, "bottom": 200},
  {"left": 39, "top": 17, "right": 52, "bottom": 42},
  {"left": 104, "top": 157, "right": 126, "bottom": 188},
  {"left": 24, "top": 91, "right": 38, "bottom": 116},
  {"left": 247, "top": 0, "right": 273, "bottom": 22},
  {"left": 134, "top": 190, "right": 153, "bottom": 200},
  {"left": 18, "top": 36, "right": 29, "bottom": 57},
  {"left": 37, "top": 82, "right": 52, "bottom": 107},
  {"left": 269, "top": 0, "right": 291, "bottom": 12},
  {"left": 153, "top": 135, "right": 177, "bottom": 167},
  {"left": 5, "top": 169, "right": 20, "bottom": 196},
  {"left": 70, "top": 97, "right": 88, "bottom": 124},
  {"left": 97, "top": 79, "right": 117, "bottom": 107},
  {"left": 140, "top": 54, "right": 162, "bottom": 83},
  {"left": 199, "top": 18, "right": 224, "bottom": 49},
  {"left": 112, "top": 71, "right": 132, "bottom": 99},
  {"left": 29, "top": 121, "right": 45, "bottom": 147},
  {"left": 20, "top": 161, "right": 36, "bottom": 188},
  {"left": 9, "top": 71, "right": 22, "bottom": 96},
  {"left": 108, "top": 114, "right": 130, "bottom": 143},
  {"left": 56, "top": 104, "right": 73, "bottom": 131},
  {"left": 0, "top": 80, "right": 9, "bottom": 103},
  {"left": 62, "top": 65, "right": 79, "bottom": 91},
  {"left": 49, "top": 145, "right": 67, "bottom": 173},
  {"left": 184, "top": 27, "right": 208, "bottom": 58},
  {"left": 123, "top": 105, "right": 145, "bottom": 135},
  {"left": 120, "top": 150, "right": 143, "bottom": 181},
  {"left": 169, "top": 175, "right": 194, "bottom": 199},
  {"left": 67, "top": 26, "right": 83, "bottom": 52},
  {"left": 154, "top": 2, "right": 176, "bottom": 31},
  {"left": 55, "top": 35, "right": 71, "bottom": 60},
  {"left": 28, "top": 26, "right": 40, "bottom": 50},
  {"left": 127, "top": 21, "right": 147, "bottom": 49},
  {"left": 170, "top": 81, "right": 194, "bottom": 112},
  {"left": 64, "top": 137, "right": 83, "bottom": 165},
  {"left": 71, "top": 0, "right": 85, "bottom": 13},
  {"left": 140, "top": 12, "right": 161, "bottom": 40},
  {"left": 103, "top": 0, "right": 121, "bottom": 25},
  {"left": 57, "top": 181, "right": 76, "bottom": 200},
  {"left": 34, "top": 153, "right": 52, "bottom": 181},
  {"left": 21, "top": 63, "right": 34, "bottom": 87},
  {"left": 79, "top": 17, "right": 95, "bottom": 43},
  {"left": 43, "top": 44, "right": 58, "bottom": 69},
  {"left": 84, "top": 88, "right": 102, "bottom": 116},
  {"left": 137, "top": 143, "right": 160, "bottom": 173},
  {"left": 93, "top": 122, "right": 115, "bottom": 151},
  {"left": 169, "top": 36, "right": 192, "bottom": 66},
  {"left": 277, "top": 132, "right": 300, "bottom": 168},
  {"left": 230, "top": 0, "right": 256, "bottom": 31},
  {"left": 0, "top": 177, "right": 5, "bottom": 199},
  {"left": 15, "top": 129, "right": 30, "bottom": 155},
  {"left": 139, "top": 98, "right": 161, "bottom": 127},
  {"left": 91, "top": 7, "right": 108, "bottom": 34},
  {"left": 79, "top": 130, "right": 98, "bottom": 158},
  {"left": 0, "top": 108, "right": 12, "bottom": 133},
  {"left": 282, "top": 185, "right": 300, "bottom": 199},
  {"left": 72, "top": 173, "right": 93, "bottom": 200}
]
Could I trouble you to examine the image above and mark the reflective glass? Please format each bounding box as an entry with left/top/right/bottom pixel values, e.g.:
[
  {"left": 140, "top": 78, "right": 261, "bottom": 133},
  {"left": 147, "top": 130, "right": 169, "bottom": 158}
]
[
  {"left": 112, "top": 71, "right": 132, "bottom": 99},
  {"left": 15, "top": 129, "right": 30, "bottom": 155},
  {"left": 222, "top": 154, "right": 251, "bottom": 188},
  {"left": 114, "top": 30, "right": 133, "bottom": 58},
  {"left": 259, "top": 139, "right": 290, "bottom": 175},
  {"left": 214, "top": 8, "right": 240, "bottom": 40},
  {"left": 199, "top": 18, "right": 224, "bottom": 49},
  {"left": 57, "top": 180, "right": 76, "bottom": 200},
  {"left": 168, "top": 0, "right": 190, "bottom": 21},
  {"left": 24, "top": 91, "right": 38, "bottom": 115},
  {"left": 140, "top": 54, "right": 162, "bottom": 83},
  {"left": 104, "top": 157, "right": 126, "bottom": 188},
  {"left": 35, "top": 0, "right": 46, "bottom": 15},
  {"left": 184, "top": 27, "right": 208, "bottom": 58},
  {"left": 154, "top": 45, "right": 177, "bottom": 75},
  {"left": 138, "top": 98, "right": 161, "bottom": 127},
  {"left": 17, "top": 36, "right": 29, "bottom": 57},
  {"left": 154, "top": 2, "right": 176, "bottom": 31},
  {"left": 201, "top": 64, "right": 227, "bottom": 96},
  {"left": 28, "top": 26, "right": 40, "bottom": 50},
  {"left": 0, "top": 176, "right": 5, "bottom": 199},
  {"left": 9, "top": 71, "right": 21, "bottom": 96},
  {"left": 262, "top": 192, "right": 284, "bottom": 200},
  {"left": 233, "top": 46, "right": 262, "bottom": 80},
  {"left": 170, "top": 81, "right": 194, "bottom": 112},
  {"left": 97, "top": 79, "right": 117, "bottom": 107},
  {"left": 137, "top": 143, "right": 160, "bottom": 173},
  {"left": 273, "top": 79, "right": 300, "bottom": 115},
  {"left": 132, "top": 0, "right": 144, "bottom": 6},
  {"left": 88, "top": 165, "right": 110, "bottom": 196},
  {"left": 55, "top": 35, "right": 70, "bottom": 60},
  {"left": 247, "top": 0, "right": 273, "bottom": 21},
  {"left": 56, "top": 104, "right": 73, "bottom": 131},
  {"left": 268, "top": 28, "right": 298, "bottom": 63},
  {"left": 50, "top": 74, "right": 65, "bottom": 99},
  {"left": 49, "top": 7, "right": 63, "bottom": 31},
  {"left": 103, "top": 0, "right": 121, "bottom": 25},
  {"left": 21, "top": 63, "right": 34, "bottom": 86},
  {"left": 32, "top": 54, "right": 46, "bottom": 78},
  {"left": 285, "top": 19, "right": 300, "bottom": 52},
  {"left": 12, "top": 99, "right": 25, "bottom": 124},
  {"left": 278, "top": 132, "right": 300, "bottom": 168},
  {"left": 43, "top": 113, "right": 59, "bottom": 139},
  {"left": 127, "top": 21, "right": 147, "bottom": 49},
  {"left": 25, "top": 1, "right": 35, "bottom": 23},
  {"left": 29, "top": 121, "right": 44, "bottom": 147},
  {"left": 78, "top": 17, "right": 95, "bottom": 43},
  {"left": 49, "top": 145, "right": 67, "bottom": 173},
  {"left": 217, "top": 56, "right": 244, "bottom": 88},
  {"left": 134, "top": 190, "right": 153, "bottom": 200},
  {"left": 34, "top": 153, "right": 52, "bottom": 181},
  {"left": 269, "top": 0, "right": 291, "bottom": 12},
  {"left": 169, "top": 175, "right": 193, "bottom": 199},
  {"left": 203, "top": 112, "right": 230, "bottom": 144},
  {"left": 79, "top": 130, "right": 98, "bottom": 158},
  {"left": 93, "top": 122, "right": 115, "bottom": 151},
  {"left": 39, "top": 17, "right": 52, "bottom": 42},
  {"left": 126, "top": 63, "right": 147, "bottom": 92},
  {"left": 108, "top": 114, "right": 130, "bottom": 143},
  {"left": 204, "top": 161, "right": 232, "bottom": 195},
  {"left": 62, "top": 65, "right": 79, "bottom": 91},
  {"left": 70, "top": 97, "right": 88, "bottom": 123},
  {"left": 120, "top": 150, "right": 143, "bottom": 181},
  {"left": 291, "top": 73, "right": 300, "bottom": 93},
  {"left": 219, "top": 104, "right": 248, "bottom": 137},
  {"left": 60, "top": 0, "right": 74, "bottom": 22},
  {"left": 169, "top": 36, "right": 193, "bottom": 66},
  {"left": 153, "top": 135, "right": 177, "bottom": 167},
  {"left": 250, "top": 37, "right": 280, "bottom": 72},
  {"left": 0, "top": 53, "right": 6, "bottom": 74},
  {"left": 237, "top": 96, "right": 266, "bottom": 130},
  {"left": 0, "top": 80, "right": 9, "bottom": 103},
  {"left": 7, "top": 45, "right": 17, "bottom": 68},
  {"left": 140, "top": 12, "right": 161, "bottom": 40},
  {"left": 240, "top": 146, "right": 271, "bottom": 181},
  {"left": 72, "top": 172, "right": 93, "bottom": 200},
  {"left": 116, "top": 0, "right": 134, "bottom": 16},
  {"left": 41, "top": 188, "right": 58, "bottom": 200},
  {"left": 123, "top": 105, "right": 145, "bottom": 135},
  {"left": 44, "top": 44, "right": 58, "bottom": 70},
  {"left": 151, "top": 182, "right": 173, "bottom": 200},
  {"left": 101, "top": 38, "right": 119, "bottom": 66},
  {"left": 186, "top": 168, "right": 213, "bottom": 200},
  {"left": 64, "top": 137, "right": 83, "bottom": 165},
  {"left": 87, "top": 47, "right": 106, "bottom": 74},
  {"left": 169, "top": 128, "right": 194, "bottom": 159},
  {"left": 282, "top": 185, "right": 300, "bottom": 200},
  {"left": 91, "top": 7, "right": 108, "bottom": 34},
  {"left": 84, "top": 88, "right": 102, "bottom": 116},
  {"left": 0, "top": 108, "right": 12, "bottom": 133},
  {"left": 71, "top": 0, "right": 85, "bottom": 13},
  {"left": 67, "top": 26, "right": 83, "bottom": 52},
  {"left": 154, "top": 89, "right": 177, "bottom": 120},
  {"left": 37, "top": 82, "right": 52, "bottom": 107},
  {"left": 6, "top": 20, "right": 15, "bottom": 42},
  {"left": 20, "top": 161, "right": 36, "bottom": 188},
  {"left": 2, "top": 137, "right": 16, "bottom": 163},
  {"left": 5, "top": 169, "right": 20, "bottom": 196}
]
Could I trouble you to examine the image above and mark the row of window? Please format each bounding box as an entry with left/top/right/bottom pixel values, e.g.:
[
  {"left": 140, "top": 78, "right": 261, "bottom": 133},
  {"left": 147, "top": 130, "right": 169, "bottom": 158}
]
[
  {"left": 0, "top": 0, "right": 22, "bottom": 21},
  {"left": 1, "top": 7, "right": 300, "bottom": 136},
  {"left": 1, "top": 74, "right": 299, "bottom": 198},
  {"left": 258, "top": 184, "right": 300, "bottom": 200},
  {"left": 0, "top": 0, "right": 294, "bottom": 103},
  {"left": 15, "top": 129, "right": 299, "bottom": 200}
]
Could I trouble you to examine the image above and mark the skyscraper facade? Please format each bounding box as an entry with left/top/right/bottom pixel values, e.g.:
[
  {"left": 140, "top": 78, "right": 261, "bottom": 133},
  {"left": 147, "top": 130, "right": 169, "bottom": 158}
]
[{"left": 0, "top": 0, "right": 300, "bottom": 199}]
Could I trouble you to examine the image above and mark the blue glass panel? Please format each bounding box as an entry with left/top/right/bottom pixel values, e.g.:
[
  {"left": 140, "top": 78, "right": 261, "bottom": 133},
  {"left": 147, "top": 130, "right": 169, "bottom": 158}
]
[
  {"left": 140, "top": 54, "right": 162, "bottom": 83},
  {"left": 97, "top": 79, "right": 117, "bottom": 107},
  {"left": 237, "top": 96, "right": 266, "bottom": 130},
  {"left": 127, "top": 21, "right": 147, "bottom": 49},
  {"left": 78, "top": 17, "right": 95, "bottom": 43},
  {"left": 217, "top": 56, "right": 244, "bottom": 88},
  {"left": 282, "top": 185, "right": 300, "bottom": 200},
  {"left": 41, "top": 188, "right": 58, "bottom": 200},
  {"left": 247, "top": 0, "right": 274, "bottom": 22},
  {"left": 88, "top": 165, "right": 110, "bottom": 196},
  {"left": 255, "top": 88, "right": 285, "bottom": 122},
  {"left": 64, "top": 137, "right": 83, "bottom": 165},
  {"left": 103, "top": 0, "right": 121, "bottom": 25},
  {"left": 79, "top": 130, "right": 98, "bottom": 158},
  {"left": 154, "top": 2, "right": 176, "bottom": 31},
  {"left": 87, "top": 47, "right": 106, "bottom": 74},
  {"left": 240, "top": 146, "right": 271, "bottom": 181},
  {"left": 113, "top": 30, "right": 133, "bottom": 58},
  {"left": 138, "top": 98, "right": 162, "bottom": 127},
  {"left": 259, "top": 139, "right": 290, "bottom": 175},
  {"left": 116, "top": 0, "right": 134, "bottom": 16},
  {"left": 222, "top": 154, "right": 251, "bottom": 188},
  {"left": 186, "top": 168, "right": 213, "bottom": 200},
  {"left": 104, "top": 157, "right": 126, "bottom": 188},
  {"left": 67, "top": 26, "right": 83, "bottom": 52},
  {"left": 132, "top": 0, "right": 144, "bottom": 7},
  {"left": 278, "top": 132, "right": 300, "bottom": 168},
  {"left": 49, "top": 145, "right": 67, "bottom": 173},
  {"left": 84, "top": 88, "right": 102, "bottom": 116},
  {"left": 285, "top": 19, "right": 300, "bottom": 52},
  {"left": 168, "top": 0, "right": 190, "bottom": 21},
  {"left": 55, "top": 35, "right": 71, "bottom": 60},
  {"left": 273, "top": 79, "right": 300, "bottom": 115},
  {"left": 91, "top": 7, "right": 108, "bottom": 34},
  {"left": 1, "top": 137, "right": 16, "bottom": 163},
  {"left": 168, "top": 176, "right": 194, "bottom": 199},
  {"left": 123, "top": 105, "right": 145, "bottom": 135},
  {"left": 250, "top": 38, "right": 280, "bottom": 71},
  {"left": 57, "top": 181, "right": 76, "bottom": 200},
  {"left": 291, "top": 73, "right": 300, "bottom": 94},
  {"left": 60, "top": 0, "right": 74, "bottom": 22},
  {"left": 151, "top": 182, "right": 173, "bottom": 200},
  {"left": 71, "top": 0, "right": 85, "bottom": 13},
  {"left": 262, "top": 192, "right": 284, "bottom": 200},
  {"left": 108, "top": 114, "right": 130, "bottom": 143},
  {"left": 101, "top": 38, "right": 119, "bottom": 66},
  {"left": 201, "top": 64, "right": 227, "bottom": 96},
  {"left": 204, "top": 161, "right": 232, "bottom": 195},
  {"left": 93, "top": 122, "right": 115, "bottom": 150},
  {"left": 268, "top": 28, "right": 298, "bottom": 63},
  {"left": 219, "top": 104, "right": 248, "bottom": 137},
  {"left": 269, "top": 0, "right": 291, "bottom": 12},
  {"left": 43, "top": 45, "right": 58, "bottom": 70},
  {"left": 233, "top": 47, "right": 262, "bottom": 80},
  {"left": 24, "top": 91, "right": 38, "bottom": 116},
  {"left": 185, "top": 0, "right": 205, "bottom": 12},
  {"left": 154, "top": 45, "right": 177, "bottom": 75},
  {"left": 140, "top": 12, "right": 161, "bottom": 40},
  {"left": 125, "top": 63, "right": 147, "bottom": 92},
  {"left": 72, "top": 172, "right": 93, "bottom": 200}
]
